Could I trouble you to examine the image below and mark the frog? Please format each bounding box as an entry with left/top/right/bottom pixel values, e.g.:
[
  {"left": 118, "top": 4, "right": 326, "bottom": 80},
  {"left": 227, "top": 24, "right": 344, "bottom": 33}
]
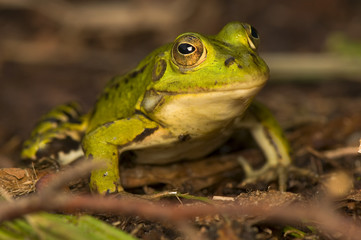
[{"left": 21, "top": 22, "right": 291, "bottom": 194}]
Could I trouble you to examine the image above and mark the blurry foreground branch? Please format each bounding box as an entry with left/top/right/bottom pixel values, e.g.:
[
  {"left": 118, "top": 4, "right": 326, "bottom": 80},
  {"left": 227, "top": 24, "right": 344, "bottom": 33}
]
[{"left": 1, "top": 187, "right": 361, "bottom": 240}]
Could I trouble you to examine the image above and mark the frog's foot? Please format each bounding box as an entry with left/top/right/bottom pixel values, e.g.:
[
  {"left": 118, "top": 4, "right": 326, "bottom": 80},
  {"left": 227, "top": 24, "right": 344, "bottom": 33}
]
[
  {"left": 238, "top": 156, "right": 289, "bottom": 191},
  {"left": 238, "top": 157, "right": 318, "bottom": 191},
  {"left": 90, "top": 169, "right": 124, "bottom": 195}
]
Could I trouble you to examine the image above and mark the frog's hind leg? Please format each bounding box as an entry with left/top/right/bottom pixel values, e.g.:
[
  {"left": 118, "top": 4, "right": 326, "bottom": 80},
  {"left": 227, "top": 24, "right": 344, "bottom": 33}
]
[
  {"left": 236, "top": 101, "right": 292, "bottom": 191},
  {"left": 21, "top": 102, "right": 88, "bottom": 165}
]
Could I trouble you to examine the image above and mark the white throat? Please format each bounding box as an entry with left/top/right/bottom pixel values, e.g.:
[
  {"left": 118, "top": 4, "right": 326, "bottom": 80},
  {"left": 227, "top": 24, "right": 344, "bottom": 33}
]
[{"left": 154, "top": 87, "right": 260, "bottom": 136}]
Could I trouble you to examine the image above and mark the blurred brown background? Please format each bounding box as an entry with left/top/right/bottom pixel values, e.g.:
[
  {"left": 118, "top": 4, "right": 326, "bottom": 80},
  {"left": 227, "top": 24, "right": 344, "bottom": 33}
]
[{"left": 1, "top": 0, "right": 361, "bottom": 163}]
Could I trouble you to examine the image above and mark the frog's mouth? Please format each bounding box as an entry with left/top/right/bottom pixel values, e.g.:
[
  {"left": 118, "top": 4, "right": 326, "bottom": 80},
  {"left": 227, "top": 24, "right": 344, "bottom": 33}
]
[
  {"left": 151, "top": 70, "right": 269, "bottom": 95},
  {"left": 142, "top": 82, "right": 265, "bottom": 118},
  {"left": 142, "top": 85, "right": 263, "bottom": 135},
  {"left": 152, "top": 75, "right": 267, "bottom": 95}
]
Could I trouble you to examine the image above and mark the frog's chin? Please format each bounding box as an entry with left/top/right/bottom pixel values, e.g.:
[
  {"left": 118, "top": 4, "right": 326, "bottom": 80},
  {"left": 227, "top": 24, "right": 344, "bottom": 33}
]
[{"left": 151, "top": 85, "right": 263, "bottom": 136}]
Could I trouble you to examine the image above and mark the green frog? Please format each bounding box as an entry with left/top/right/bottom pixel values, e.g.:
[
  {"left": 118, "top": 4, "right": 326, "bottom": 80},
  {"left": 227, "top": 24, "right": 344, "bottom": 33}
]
[{"left": 21, "top": 22, "right": 291, "bottom": 194}]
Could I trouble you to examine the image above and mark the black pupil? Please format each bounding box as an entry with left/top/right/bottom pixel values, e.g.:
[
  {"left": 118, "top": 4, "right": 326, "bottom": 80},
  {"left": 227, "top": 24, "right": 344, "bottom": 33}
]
[
  {"left": 250, "top": 26, "right": 258, "bottom": 38},
  {"left": 178, "top": 43, "right": 195, "bottom": 54}
]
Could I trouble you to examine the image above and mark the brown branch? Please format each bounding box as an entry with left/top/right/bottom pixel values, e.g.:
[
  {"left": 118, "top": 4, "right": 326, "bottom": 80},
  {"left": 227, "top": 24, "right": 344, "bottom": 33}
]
[
  {"left": 0, "top": 192, "right": 360, "bottom": 240},
  {"left": 38, "top": 160, "right": 101, "bottom": 196},
  {"left": 324, "top": 146, "right": 359, "bottom": 158},
  {"left": 120, "top": 149, "right": 261, "bottom": 190}
]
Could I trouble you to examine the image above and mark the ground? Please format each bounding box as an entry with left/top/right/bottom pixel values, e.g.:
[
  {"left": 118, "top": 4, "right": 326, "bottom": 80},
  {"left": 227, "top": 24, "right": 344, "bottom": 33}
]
[{"left": 1, "top": 0, "right": 361, "bottom": 239}]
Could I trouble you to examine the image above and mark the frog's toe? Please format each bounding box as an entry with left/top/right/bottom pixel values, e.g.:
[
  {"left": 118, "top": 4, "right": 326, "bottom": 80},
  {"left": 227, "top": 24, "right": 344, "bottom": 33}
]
[
  {"left": 92, "top": 182, "right": 124, "bottom": 195},
  {"left": 90, "top": 171, "right": 124, "bottom": 195},
  {"left": 238, "top": 157, "right": 319, "bottom": 191},
  {"left": 238, "top": 157, "right": 289, "bottom": 191}
]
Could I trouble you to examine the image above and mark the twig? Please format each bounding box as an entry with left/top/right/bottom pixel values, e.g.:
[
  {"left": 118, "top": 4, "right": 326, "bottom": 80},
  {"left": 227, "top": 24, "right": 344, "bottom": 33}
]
[
  {"left": 323, "top": 146, "right": 359, "bottom": 159},
  {"left": 0, "top": 192, "right": 360, "bottom": 240},
  {"left": 120, "top": 150, "right": 260, "bottom": 190},
  {"left": 38, "top": 159, "right": 101, "bottom": 196}
]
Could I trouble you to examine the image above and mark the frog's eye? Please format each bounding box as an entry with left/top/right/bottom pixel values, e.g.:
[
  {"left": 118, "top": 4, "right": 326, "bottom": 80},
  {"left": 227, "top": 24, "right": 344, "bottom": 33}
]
[
  {"left": 250, "top": 26, "right": 259, "bottom": 39},
  {"left": 244, "top": 24, "right": 260, "bottom": 50},
  {"left": 172, "top": 35, "right": 206, "bottom": 68}
]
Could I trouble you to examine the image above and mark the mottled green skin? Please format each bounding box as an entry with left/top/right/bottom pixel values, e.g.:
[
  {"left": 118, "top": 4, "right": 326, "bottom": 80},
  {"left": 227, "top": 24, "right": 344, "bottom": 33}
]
[
  {"left": 22, "top": 22, "right": 291, "bottom": 194},
  {"left": 88, "top": 22, "right": 268, "bottom": 132},
  {"left": 21, "top": 103, "right": 87, "bottom": 163}
]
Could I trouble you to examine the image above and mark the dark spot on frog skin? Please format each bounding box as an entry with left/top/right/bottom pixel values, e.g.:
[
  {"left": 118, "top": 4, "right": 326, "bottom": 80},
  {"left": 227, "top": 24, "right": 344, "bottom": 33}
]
[
  {"left": 88, "top": 154, "right": 93, "bottom": 159},
  {"left": 214, "top": 80, "right": 218, "bottom": 85},
  {"left": 178, "top": 134, "right": 191, "bottom": 142},
  {"left": 225, "top": 56, "right": 243, "bottom": 69},
  {"left": 122, "top": 65, "right": 148, "bottom": 85},
  {"left": 39, "top": 117, "right": 62, "bottom": 125},
  {"left": 152, "top": 59, "right": 167, "bottom": 82},
  {"left": 224, "top": 56, "right": 235, "bottom": 67},
  {"left": 129, "top": 72, "right": 137, "bottom": 78},
  {"left": 133, "top": 126, "right": 159, "bottom": 142},
  {"left": 65, "top": 116, "right": 82, "bottom": 124},
  {"left": 98, "top": 91, "right": 110, "bottom": 101},
  {"left": 262, "top": 126, "right": 282, "bottom": 160},
  {"left": 60, "top": 110, "right": 76, "bottom": 121},
  {"left": 129, "top": 64, "right": 147, "bottom": 78},
  {"left": 65, "top": 102, "right": 81, "bottom": 116},
  {"left": 114, "top": 83, "right": 119, "bottom": 89},
  {"left": 108, "top": 76, "right": 118, "bottom": 84},
  {"left": 36, "top": 135, "right": 81, "bottom": 159},
  {"left": 35, "top": 104, "right": 83, "bottom": 127}
]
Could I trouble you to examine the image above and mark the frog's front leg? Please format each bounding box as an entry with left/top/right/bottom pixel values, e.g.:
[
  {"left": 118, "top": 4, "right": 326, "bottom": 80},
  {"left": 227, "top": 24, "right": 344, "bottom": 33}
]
[
  {"left": 82, "top": 115, "right": 166, "bottom": 194},
  {"left": 237, "top": 101, "right": 291, "bottom": 191}
]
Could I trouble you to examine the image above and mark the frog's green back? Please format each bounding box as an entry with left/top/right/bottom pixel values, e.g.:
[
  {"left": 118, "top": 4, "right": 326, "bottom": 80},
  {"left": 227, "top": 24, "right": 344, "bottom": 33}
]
[{"left": 86, "top": 46, "right": 168, "bottom": 132}]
